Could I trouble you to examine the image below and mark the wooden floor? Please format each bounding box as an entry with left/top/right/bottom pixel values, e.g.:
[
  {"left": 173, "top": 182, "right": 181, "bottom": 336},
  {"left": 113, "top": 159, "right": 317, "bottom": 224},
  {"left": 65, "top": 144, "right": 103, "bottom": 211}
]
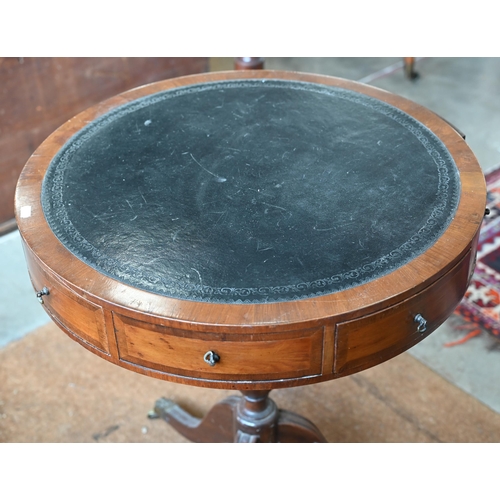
[{"left": 1, "top": 322, "right": 499, "bottom": 443}]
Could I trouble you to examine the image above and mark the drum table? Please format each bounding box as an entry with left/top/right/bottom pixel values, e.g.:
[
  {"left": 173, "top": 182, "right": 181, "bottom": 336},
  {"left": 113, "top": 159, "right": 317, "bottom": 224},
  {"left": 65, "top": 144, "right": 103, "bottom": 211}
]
[{"left": 15, "top": 70, "right": 487, "bottom": 442}]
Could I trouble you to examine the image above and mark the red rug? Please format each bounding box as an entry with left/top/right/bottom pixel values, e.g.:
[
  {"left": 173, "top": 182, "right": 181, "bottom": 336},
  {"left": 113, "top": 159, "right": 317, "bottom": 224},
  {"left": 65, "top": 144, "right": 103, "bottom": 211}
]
[{"left": 451, "top": 165, "right": 500, "bottom": 346}]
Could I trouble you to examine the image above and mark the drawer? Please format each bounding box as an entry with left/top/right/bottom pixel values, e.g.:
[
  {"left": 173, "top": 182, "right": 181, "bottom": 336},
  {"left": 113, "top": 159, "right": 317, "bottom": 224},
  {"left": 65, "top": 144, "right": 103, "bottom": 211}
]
[
  {"left": 24, "top": 248, "right": 109, "bottom": 354},
  {"left": 113, "top": 313, "right": 324, "bottom": 382},
  {"left": 334, "top": 249, "right": 472, "bottom": 376}
]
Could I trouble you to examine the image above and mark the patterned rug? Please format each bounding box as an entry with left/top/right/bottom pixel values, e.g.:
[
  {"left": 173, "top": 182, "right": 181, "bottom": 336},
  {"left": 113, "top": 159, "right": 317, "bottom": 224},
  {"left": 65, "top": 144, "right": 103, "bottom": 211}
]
[{"left": 451, "top": 165, "right": 500, "bottom": 347}]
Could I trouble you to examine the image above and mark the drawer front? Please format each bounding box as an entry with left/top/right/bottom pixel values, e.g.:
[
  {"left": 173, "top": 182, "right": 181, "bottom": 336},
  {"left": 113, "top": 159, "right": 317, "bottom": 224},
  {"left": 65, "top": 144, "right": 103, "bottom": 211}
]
[
  {"left": 24, "top": 248, "right": 108, "bottom": 354},
  {"left": 113, "top": 313, "right": 324, "bottom": 382},
  {"left": 334, "top": 249, "right": 472, "bottom": 376}
]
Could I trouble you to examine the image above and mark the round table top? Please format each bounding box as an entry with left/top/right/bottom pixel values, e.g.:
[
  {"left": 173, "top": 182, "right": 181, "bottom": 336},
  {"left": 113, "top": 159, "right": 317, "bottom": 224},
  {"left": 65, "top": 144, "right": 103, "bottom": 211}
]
[
  {"left": 40, "top": 76, "right": 460, "bottom": 304},
  {"left": 15, "top": 70, "right": 487, "bottom": 389}
]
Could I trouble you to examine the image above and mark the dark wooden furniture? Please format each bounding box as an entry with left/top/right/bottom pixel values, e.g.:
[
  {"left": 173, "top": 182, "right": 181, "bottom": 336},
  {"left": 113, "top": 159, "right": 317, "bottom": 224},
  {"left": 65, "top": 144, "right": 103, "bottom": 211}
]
[
  {"left": 234, "top": 58, "right": 265, "bottom": 70},
  {"left": 15, "top": 70, "right": 486, "bottom": 442},
  {"left": 235, "top": 58, "right": 420, "bottom": 79},
  {"left": 0, "top": 57, "right": 209, "bottom": 235}
]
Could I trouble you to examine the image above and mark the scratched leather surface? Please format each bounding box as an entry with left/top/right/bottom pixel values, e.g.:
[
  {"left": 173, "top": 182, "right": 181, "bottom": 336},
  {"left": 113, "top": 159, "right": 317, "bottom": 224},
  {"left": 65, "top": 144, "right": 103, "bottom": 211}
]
[{"left": 41, "top": 79, "right": 460, "bottom": 303}]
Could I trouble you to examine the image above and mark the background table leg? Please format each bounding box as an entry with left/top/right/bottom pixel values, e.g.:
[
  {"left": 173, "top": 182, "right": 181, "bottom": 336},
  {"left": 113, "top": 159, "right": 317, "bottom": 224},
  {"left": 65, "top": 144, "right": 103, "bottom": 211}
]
[
  {"left": 234, "top": 57, "right": 265, "bottom": 70},
  {"left": 403, "top": 57, "right": 419, "bottom": 80}
]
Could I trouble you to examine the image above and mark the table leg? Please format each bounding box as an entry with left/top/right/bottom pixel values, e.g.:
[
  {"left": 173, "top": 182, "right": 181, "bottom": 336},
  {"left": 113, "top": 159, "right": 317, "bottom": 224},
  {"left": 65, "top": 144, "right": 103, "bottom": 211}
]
[
  {"left": 148, "top": 390, "right": 327, "bottom": 443},
  {"left": 403, "top": 57, "right": 419, "bottom": 80},
  {"left": 234, "top": 57, "right": 265, "bottom": 70}
]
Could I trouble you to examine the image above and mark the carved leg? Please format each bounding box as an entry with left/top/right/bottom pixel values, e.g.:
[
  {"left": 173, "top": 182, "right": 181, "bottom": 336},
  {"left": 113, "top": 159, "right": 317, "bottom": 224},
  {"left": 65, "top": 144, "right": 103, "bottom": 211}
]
[
  {"left": 149, "top": 390, "right": 327, "bottom": 443},
  {"left": 148, "top": 396, "right": 239, "bottom": 442},
  {"left": 276, "top": 410, "right": 328, "bottom": 443}
]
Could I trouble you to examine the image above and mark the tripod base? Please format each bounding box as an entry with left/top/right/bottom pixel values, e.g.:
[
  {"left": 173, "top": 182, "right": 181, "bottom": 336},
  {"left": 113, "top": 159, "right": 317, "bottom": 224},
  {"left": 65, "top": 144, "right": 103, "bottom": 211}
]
[{"left": 148, "top": 390, "right": 326, "bottom": 443}]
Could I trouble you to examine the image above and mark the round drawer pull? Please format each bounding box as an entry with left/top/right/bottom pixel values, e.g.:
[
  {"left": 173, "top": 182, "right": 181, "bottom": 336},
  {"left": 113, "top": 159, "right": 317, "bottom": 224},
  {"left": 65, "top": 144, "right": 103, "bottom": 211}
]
[
  {"left": 203, "top": 351, "right": 220, "bottom": 367},
  {"left": 36, "top": 287, "right": 50, "bottom": 304},
  {"left": 414, "top": 313, "right": 427, "bottom": 333}
]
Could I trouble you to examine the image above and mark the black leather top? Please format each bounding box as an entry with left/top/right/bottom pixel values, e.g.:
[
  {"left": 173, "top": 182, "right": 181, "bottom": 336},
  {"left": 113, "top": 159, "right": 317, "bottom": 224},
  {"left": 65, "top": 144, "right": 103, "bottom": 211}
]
[{"left": 41, "top": 79, "right": 460, "bottom": 303}]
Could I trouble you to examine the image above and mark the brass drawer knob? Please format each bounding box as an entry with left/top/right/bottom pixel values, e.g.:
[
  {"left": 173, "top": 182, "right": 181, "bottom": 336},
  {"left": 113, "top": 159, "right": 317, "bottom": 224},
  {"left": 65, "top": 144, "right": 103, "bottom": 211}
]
[
  {"left": 203, "top": 351, "right": 220, "bottom": 367},
  {"left": 414, "top": 313, "right": 427, "bottom": 333},
  {"left": 36, "top": 287, "right": 50, "bottom": 304}
]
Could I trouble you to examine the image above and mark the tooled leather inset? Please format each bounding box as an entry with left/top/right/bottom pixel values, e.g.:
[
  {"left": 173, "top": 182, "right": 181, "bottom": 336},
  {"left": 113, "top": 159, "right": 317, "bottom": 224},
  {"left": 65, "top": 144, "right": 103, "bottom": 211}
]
[{"left": 41, "top": 79, "right": 461, "bottom": 303}]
